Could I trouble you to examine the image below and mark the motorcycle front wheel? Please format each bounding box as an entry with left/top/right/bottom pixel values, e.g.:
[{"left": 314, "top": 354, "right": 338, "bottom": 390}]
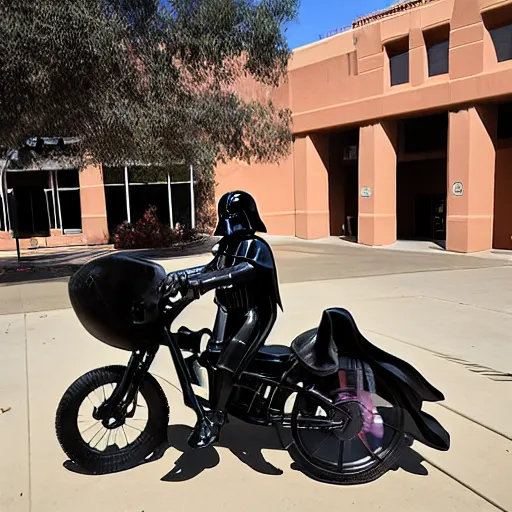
[
  {"left": 286, "top": 380, "right": 407, "bottom": 485},
  {"left": 55, "top": 365, "right": 169, "bottom": 475}
]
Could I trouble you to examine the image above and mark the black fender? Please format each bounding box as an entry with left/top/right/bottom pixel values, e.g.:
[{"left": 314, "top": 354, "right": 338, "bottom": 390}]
[{"left": 291, "top": 307, "right": 450, "bottom": 452}]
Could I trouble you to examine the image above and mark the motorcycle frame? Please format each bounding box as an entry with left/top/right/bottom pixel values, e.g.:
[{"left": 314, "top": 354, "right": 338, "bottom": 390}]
[
  {"left": 95, "top": 327, "right": 352, "bottom": 431},
  {"left": 162, "top": 324, "right": 353, "bottom": 428}
]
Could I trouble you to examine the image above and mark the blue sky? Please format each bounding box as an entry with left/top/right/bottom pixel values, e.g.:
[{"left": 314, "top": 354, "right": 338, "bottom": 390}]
[{"left": 286, "top": 0, "right": 395, "bottom": 49}]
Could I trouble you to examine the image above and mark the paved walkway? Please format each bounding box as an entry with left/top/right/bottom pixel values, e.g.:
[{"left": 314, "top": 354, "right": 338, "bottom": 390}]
[
  {"left": 1, "top": 236, "right": 511, "bottom": 315},
  {"left": 1, "top": 239, "right": 511, "bottom": 511}
]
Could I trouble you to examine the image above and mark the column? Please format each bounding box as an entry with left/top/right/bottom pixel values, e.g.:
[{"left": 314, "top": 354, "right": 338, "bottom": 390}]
[
  {"left": 446, "top": 106, "right": 496, "bottom": 253},
  {"left": 358, "top": 121, "right": 397, "bottom": 246},
  {"left": 293, "top": 134, "right": 330, "bottom": 240},
  {"left": 79, "top": 162, "right": 109, "bottom": 245}
]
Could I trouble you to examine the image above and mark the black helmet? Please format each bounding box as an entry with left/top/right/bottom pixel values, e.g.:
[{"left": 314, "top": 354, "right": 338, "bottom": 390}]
[
  {"left": 68, "top": 253, "right": 166, "bottom": 351},
  {"left": 214, "top": 190, "right": 267, "bottom": 236}
]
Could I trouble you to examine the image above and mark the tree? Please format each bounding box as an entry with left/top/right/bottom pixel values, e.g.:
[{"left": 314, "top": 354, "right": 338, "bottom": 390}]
[{"left": 0, "top": 0, "right": 298, "bottom": 171}]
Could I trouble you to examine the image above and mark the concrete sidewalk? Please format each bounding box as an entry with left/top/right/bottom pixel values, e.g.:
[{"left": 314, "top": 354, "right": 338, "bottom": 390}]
[{"left": 1, "top": 265, "right": 511, "bottom": 512}]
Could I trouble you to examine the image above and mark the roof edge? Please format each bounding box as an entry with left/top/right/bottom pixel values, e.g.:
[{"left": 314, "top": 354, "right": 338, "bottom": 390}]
[{"left": 352, "top": 0, "right": 441, "bottom": 28}]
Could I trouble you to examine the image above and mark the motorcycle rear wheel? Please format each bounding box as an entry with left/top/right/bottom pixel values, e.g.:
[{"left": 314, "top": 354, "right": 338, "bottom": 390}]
[
  {"left": 55, "top": 365, "right": 169, "bottom": 475},
  {"left": 286, "top": 383, "right": 407, "bottom": 485}
]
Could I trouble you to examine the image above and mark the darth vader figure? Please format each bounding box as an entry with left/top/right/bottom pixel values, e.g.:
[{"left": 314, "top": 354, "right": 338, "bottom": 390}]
[{"left": 161, "top": 190, "right": 282, "bottom": 448}]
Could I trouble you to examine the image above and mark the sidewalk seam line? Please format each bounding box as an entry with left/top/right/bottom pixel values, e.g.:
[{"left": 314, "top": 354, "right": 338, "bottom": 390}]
[
  {"left": 423, "top": 459, "right": 507, "bottom": 512},
  {"left": 437, "top": 403, "right": 512, "bottom": 442},
  {"left": 363, "top": 327, "right": 512, "bottom": 442},
  {"left": 24, "top": 313, "right": 32, "bottom": 512}
]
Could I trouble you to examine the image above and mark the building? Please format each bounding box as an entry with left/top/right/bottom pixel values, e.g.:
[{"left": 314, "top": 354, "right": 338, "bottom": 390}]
[
  {"left": 0, "top": 140, "right": 196, "bottom": 250},
  {"left": 220, "top": 0, "right": 512, "bottom": 252},
  {"left": 2, "top": 0, "right": 512, "bottom": 252}
]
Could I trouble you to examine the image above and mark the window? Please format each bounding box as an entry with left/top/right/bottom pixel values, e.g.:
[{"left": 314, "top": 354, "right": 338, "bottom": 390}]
[
  {"left": 56, "top": 169, "right": 82, "bottom": 234},
  {"left": 103, "top": 164, "right": 195, "bottom": 237},
  {"left": 490, "top": 24, "right": 512, "bottom": 62},
  {"left": 425, "top": 25, "right": 450, "bottom": 77},
  {"left": 483, "top": 7, "right": 512, "bottom": 63},
  {"left": 427, "top": 40, "right": 449, "bottom": 75},
  {"left": 387, "top": 38, "right": 409, "bottom": 86}
]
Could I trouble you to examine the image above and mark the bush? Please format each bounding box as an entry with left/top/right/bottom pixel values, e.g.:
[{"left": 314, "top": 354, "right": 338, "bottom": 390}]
[
  {"left": 113, "top": 205, "right": 198, "bottom": 249},
  {"left": 196, "top": 201, "right": 217, "bottom": 235}
]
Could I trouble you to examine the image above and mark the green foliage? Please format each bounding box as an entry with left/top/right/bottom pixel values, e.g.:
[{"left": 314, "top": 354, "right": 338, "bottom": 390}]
[{"left": 0, "top": 0, "right": 297, "bottom": 174}]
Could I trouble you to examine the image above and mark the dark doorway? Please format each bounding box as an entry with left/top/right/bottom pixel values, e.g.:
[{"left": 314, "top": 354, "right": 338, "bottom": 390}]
[
  {"left": 328, "top": 128, "right": 359, "bottom": 237},
  {"left": 397, "top": 160, "right": 447, "bottom": 242},
  {"left": 396, "top": 112, "right": 448, "bottom": 243},
  {"left": 415, "top": 194, "right": 446, "bottom": 241}
]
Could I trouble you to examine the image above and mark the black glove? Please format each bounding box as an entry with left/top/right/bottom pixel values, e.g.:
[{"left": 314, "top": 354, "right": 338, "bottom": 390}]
[
  {"left": 160, "top": 271, "right": 188, "bottom": 299},
  {"left": 160, "top": 271, "right": 201, "bottom": 300}
]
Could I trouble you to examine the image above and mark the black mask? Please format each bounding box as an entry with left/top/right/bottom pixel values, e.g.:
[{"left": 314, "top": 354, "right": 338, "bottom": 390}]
[{"left": 214, "top": 191, "right": 267, "bottom": 236}]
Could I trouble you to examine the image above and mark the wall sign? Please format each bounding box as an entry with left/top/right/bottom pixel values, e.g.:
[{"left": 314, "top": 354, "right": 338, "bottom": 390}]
[
  {"left": 452, "top": 181, "right": 464, "bottom": 196},
  {"left": 360, "top": 186, "right": 372, "bottom": 198}
]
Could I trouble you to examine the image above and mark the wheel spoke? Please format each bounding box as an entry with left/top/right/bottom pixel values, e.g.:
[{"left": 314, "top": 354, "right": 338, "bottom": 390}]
[
  {"left": 94, "top": 389, "right": 103, "bottom": 403},
  {"left": 88, "top": 424, "right": 105, "bottom": 446},
  {"left": 79, "top": 420, "right": 101, "bottom": 434},
  {"left": 105, "top": 429, "right": 112, "bottom": 448},
  {"left": 122, "top": 426, "right": 129, "bottom": 445},
  {"left": 311, "top": 431, "right": 334, "bottom": 456},
  {"left": 91, "top": 427, "right": 108, "bottom": 449},
  {"left": 124, "top": 423, "right": 143, "bottom": 433},
  {"left": 358, "top": 433, "right": 382, "bottom": 462}
]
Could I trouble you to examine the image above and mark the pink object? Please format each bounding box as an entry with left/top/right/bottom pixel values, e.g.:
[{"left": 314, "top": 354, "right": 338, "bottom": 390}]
[{"left": 335, "top": 390, "right": 384, "bottom": 439}]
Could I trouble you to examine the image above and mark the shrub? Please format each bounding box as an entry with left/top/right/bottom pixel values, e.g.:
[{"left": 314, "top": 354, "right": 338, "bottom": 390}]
[{"left": 113, "top": 205, "right": 198, "bottom": 249}]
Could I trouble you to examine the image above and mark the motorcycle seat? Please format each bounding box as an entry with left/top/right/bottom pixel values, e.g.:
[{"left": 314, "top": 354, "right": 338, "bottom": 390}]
[{"left": 257, "top": 344, "right": 291, "bottom": 362}]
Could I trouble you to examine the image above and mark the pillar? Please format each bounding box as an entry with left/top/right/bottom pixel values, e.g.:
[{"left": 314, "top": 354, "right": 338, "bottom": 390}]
[
  {"left": 447, "top": 107, "right": 496, "bottom": 253},
  {"left": 293, "top": 134, "right": 330, "bottom": 240},
  {"left": 358, "top": 121, "right": 397, "bottom": 246},
  {"left": 79, "top": 162, "right": 109, "bottom": 245}
]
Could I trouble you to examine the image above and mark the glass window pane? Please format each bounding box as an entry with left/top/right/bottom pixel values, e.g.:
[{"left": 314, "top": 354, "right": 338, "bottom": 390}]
[
  {"left": 427, "top": 40, "right": 449, "bottom": 76},
  {"left": 56, "top": 169, "right": 79, "bottom": 188},
  {"left": 490, "top": 25, "right": 512, "bottom": 62},
  {"left": 167, "top": 164, "right": 189, "bottom": 182},
  {"left": 105, "top": 186, "right": 127, "bottom": 234},
  {"left": 59, "top": 190, "right": 82, "bottom": 233},
  {"left": 170, "top": 183, "right": 192, "bottom": 229},
  {"left": 129, "top": 184, "right": 170, "bottom": 225},
  {"left": 103, "top": 166, "right": 125, "bottom": 185},
  {"left": 390, "top": 51, "right": 409, "bottom": 86},
  {"left": 129, "top": 166, "right": 168, "bottom": 184}
]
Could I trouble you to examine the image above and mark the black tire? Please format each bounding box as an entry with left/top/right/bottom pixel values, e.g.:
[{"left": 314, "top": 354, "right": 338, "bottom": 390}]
[
  {"left": 286, "top": 383, "right": 407, "bottom": 485},
  {"left": 55, "top": 365, "right": 169, "bottom": 475}
]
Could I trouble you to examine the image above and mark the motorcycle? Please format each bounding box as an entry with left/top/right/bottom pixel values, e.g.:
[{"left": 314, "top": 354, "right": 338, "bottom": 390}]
[{"left": 55, "top": 255, "right": 450, "bottom": 485}]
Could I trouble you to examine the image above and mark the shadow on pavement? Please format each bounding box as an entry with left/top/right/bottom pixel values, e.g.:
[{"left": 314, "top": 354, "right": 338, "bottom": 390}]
[
  {"left": 160, "top": 419, "right": 429, "bottom": 483},
  {"left": 63, "top": 417, "right": 428, "bottom": 483},
  {"left": 0, "top": 238, "right": 217, "bottom": 286},
  {"left": 161, "top": 420, "right": 284, "bottom": 482}
]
